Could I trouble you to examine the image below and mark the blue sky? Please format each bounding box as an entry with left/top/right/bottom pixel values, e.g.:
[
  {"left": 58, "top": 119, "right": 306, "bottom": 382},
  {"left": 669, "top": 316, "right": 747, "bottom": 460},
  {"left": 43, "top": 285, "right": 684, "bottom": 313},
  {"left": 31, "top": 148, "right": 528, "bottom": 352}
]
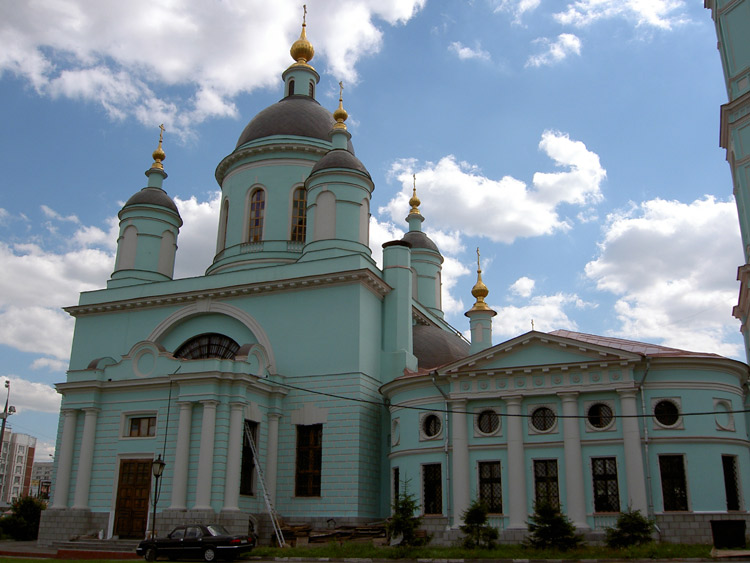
[{"left": 0, "top": 0, "right": 741, "bottom": 459}]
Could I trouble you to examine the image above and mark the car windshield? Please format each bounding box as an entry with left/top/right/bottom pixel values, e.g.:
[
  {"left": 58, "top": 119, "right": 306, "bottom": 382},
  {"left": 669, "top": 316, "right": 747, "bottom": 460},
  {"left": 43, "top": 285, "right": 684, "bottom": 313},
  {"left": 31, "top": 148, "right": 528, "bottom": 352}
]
[{"left": 206, "top": 525, "right": 230, "bottom": 537}]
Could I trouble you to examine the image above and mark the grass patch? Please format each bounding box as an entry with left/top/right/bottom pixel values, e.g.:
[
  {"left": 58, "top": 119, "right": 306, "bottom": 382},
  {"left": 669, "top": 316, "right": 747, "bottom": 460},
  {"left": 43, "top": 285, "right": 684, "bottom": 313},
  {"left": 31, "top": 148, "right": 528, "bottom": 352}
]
[{"left": 249, "top": 540, "right": 712, "bottom": 560}]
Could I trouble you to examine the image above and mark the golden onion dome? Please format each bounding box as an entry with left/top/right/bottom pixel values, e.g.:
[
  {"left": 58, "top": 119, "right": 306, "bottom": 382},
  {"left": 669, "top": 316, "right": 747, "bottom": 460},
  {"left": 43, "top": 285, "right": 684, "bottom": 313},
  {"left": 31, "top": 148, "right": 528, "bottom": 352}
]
[
  {"left": 409, "top": 174, "right": 421, "bottom": 215},
  {"left": 333, "top": 81, "right": 348, "bottom": 128},
  {"left": 469, "top": 248, "right": 491, "bottom": 311},
  {"left": 151, "top": 124, "right": 166, "bottom": 170},
  {"left": 290, "top": 6, "right": 314, "bottom": 64}
]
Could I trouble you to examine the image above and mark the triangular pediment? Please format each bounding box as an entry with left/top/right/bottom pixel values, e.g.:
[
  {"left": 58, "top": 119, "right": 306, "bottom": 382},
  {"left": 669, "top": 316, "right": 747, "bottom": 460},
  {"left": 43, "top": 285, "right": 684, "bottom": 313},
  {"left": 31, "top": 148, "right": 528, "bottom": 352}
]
[{"left": 439, "top": 331, "right": 641, "bottom": 375}]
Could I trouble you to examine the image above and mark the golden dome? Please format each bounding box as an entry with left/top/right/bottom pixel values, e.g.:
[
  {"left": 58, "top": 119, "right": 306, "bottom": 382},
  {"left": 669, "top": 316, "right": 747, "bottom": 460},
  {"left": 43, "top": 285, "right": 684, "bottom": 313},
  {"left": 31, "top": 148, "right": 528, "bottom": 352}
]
[
  {"left": 333, "top": 81, "right": 348, "bottom": 129},
  {"left": 469, "top": 248, "right": 491, "bottom": 312},
  {"left": 409, "top": 174, "right": 421, "bottom": 215},
  {"left": 290, "top": 6, "right": 314, "bottom": 64},
  {"left": 151, "top": 124, "right": 166, "bottom": 170}
]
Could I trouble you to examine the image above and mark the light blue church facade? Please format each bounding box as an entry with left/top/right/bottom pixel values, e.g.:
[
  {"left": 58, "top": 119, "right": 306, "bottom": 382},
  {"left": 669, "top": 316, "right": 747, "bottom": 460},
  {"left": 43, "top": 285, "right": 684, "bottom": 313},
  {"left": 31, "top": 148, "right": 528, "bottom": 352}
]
[{"left": 39, "top": 19, "right": 750, "bottom": 546}]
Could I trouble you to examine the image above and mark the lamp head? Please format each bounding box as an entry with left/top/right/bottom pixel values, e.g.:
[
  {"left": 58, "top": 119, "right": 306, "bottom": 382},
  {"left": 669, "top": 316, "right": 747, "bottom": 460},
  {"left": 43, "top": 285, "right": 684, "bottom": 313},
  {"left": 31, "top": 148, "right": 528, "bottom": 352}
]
[
  {"left": 152, "top": 455, "right": 166, "bottom": 477},
  {"left": 7, "top": 406, "right": 15, "bottom": 414}
]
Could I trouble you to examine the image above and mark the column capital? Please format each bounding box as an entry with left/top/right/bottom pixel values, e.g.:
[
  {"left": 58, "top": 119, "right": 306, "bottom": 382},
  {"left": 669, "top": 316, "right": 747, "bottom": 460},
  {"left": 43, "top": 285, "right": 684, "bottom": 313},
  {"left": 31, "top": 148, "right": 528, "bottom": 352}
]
[
  {"left": 558, "top": 391, "right": 580, "bottom": 402},
  {"left": 81, "top": 407, "right": 101, "bottom": 414},
  {"left": 228, "top": 401, "right": 247, "bottom": 410},
  {"left": 200, "top": 399, "right": 220, "bottom": 408},
  {"left": 267, "top": 411, "right": 282, "bottom": 421},
  {"left": 617, "top": 388, "right": 638, "bottom": 400},
  {"left": 504, "top": 395, "right": 523, "bottom": 406},
  {"left": 449, "top": 398, "right": 467, "bottom": 408}
]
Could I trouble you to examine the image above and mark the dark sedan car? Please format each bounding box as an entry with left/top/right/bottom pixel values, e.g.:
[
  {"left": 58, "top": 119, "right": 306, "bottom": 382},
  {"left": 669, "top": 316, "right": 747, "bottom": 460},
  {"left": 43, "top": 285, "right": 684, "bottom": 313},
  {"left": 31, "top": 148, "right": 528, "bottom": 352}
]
[{"left": 136, "top": 524, "right": 256, "bottom": 562}]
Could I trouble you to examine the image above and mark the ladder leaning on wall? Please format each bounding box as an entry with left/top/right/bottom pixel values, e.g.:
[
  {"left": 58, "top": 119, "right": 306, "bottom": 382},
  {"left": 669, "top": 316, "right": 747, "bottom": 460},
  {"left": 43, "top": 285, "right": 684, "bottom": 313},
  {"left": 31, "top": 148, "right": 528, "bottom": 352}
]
[{"left": 244, "top": 424, "right": 285, "bottom": 547}]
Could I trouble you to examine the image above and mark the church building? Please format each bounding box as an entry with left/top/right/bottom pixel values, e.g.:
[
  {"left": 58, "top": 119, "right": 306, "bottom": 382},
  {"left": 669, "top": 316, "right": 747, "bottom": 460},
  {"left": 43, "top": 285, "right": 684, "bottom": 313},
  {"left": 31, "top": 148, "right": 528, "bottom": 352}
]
[{"left": 39, "top": 16, "right": 750, "bottom": 546}]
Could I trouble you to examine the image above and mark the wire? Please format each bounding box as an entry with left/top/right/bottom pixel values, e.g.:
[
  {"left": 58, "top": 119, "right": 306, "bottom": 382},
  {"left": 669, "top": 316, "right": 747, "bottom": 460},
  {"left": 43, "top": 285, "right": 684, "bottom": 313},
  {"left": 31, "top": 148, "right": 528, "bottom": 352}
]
[{"left": 270, "top": 378, "right": 750, "bottom": 420}]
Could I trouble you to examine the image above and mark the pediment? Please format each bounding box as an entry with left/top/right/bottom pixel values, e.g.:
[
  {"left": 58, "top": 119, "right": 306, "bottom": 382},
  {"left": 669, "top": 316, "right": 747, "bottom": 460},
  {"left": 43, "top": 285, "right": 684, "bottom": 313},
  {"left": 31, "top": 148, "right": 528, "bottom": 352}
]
[{"left": 439, "top": 331, "right": 641, "bottom": 376}]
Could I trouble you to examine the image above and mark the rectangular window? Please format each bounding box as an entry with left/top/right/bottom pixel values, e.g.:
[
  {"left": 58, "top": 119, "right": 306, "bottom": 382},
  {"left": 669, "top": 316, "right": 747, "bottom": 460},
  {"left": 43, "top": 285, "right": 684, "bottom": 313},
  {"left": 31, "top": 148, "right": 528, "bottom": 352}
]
[
  {"left": 240, "top": 420, "right": 258, "bottom": 496},
  {"left": 478, "top": 461, "right": 503, "bottom": 513},
  {"left": 533, "top": 459, "right": 560, "bottom": 510},
  {"left": 592, "top": 457, "right": 620, "bottom": 512},
  {"left": 722, "top": 455, "right": 741, "bottom": 511},
  {"left": 422, "top": 463, "right": 442, "bottom": 515},
  {"left": 128, "top": 416, "right": 156, "bottom": 437},
  {"left": 295, "top": 424, "right": 322, "bottom": 497},
  {"left": 392, "top": 466, "right": 400, "bottom": 504},
  {"left": 659, "top": 454, "right": 688, "bottom": 511}
]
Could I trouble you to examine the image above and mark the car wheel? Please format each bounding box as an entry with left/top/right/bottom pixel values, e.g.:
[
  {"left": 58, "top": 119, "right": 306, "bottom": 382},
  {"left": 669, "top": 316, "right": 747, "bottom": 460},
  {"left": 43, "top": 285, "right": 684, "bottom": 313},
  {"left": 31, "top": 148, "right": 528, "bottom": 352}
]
[
  {"left": 144, "top": 547, "right": 157, "bottom": 562},
  {"left": 203, "top": 547, "right": 217, "bottom": 562}
]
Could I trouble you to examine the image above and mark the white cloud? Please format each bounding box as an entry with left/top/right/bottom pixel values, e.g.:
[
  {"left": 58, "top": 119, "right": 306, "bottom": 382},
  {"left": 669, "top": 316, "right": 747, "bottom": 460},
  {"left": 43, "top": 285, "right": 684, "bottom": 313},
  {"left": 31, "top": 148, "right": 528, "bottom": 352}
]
[
  {"left": 493, "top": 0, "right": 542, "bottom": 24},
  {"left": 173, "top": 193, "right": 222, "bottom": 278},
  {"left": 491, "top": 293, "right": 586, "bottom": 338},
  {"left": 554, "top": 0, "right": 689, "bottom": 30},
  {"left": 585, "top": 196, "right": 742, "bottom": 357},
  {"left": 510, "top": 276, "right": 535, "bottom": 298},
  {"left": 0, "top": 376, "right": 61, "bottom": 415},
  {"left": 448, "top": 41, "right": 491, "bottom": 62},
  {"left": 381, "top": 130, "right": 605, "bottom": 244},
  {"left": 369, "top": 216, "right": 405, "bottom": 268},
  {"left": 526, "top": 34, "right": 582, "bottom": 68},
  {"left": 442, "top": 255, "right": 471, "bottom": 315},
  {"left": 0, "top": 0, "right": 425, "bottom": 136}
]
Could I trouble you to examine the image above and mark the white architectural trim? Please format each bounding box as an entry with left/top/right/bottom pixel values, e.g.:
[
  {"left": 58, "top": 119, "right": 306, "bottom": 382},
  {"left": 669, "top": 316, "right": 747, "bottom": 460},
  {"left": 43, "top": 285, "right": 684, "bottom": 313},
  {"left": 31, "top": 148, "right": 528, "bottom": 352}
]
[
  {"left": 473, "top": 406, "right": 502, "bottom": 437},
  {"left": 418, "top": 412, "right": 444, "bottom": 441},
  {"left": 583, "top": 399, "right": 616, "bottom": 433}
]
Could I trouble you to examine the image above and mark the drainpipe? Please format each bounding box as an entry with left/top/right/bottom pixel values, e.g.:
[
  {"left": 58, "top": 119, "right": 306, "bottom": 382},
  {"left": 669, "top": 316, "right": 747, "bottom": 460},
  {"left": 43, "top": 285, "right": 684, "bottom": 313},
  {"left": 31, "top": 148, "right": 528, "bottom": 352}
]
[
  {"left": 637, "top": 357, "right": 659, "bottom": 535},
  {"left": 431, "top": 372, "right": 451, "bottom": 526}
]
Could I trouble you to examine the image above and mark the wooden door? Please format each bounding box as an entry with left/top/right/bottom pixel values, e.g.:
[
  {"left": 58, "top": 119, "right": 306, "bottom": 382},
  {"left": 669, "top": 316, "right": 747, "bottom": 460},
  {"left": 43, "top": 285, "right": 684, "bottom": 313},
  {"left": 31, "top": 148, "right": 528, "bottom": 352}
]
[{"left": 113, "top": 459, "right": 152, "bottom": 538}]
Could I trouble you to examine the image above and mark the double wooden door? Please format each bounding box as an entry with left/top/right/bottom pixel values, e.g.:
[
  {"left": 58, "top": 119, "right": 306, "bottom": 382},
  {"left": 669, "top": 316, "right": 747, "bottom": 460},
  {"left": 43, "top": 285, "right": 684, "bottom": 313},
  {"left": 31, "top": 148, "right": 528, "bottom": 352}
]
[{"left": 113, "top": 459, "right": 152, "bottom": 538}]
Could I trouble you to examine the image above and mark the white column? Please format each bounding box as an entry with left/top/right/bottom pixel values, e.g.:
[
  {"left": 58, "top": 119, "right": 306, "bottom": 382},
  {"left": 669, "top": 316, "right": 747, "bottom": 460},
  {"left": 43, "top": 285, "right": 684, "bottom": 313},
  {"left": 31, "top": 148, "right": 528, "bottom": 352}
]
[
  {"left": 193, "top": 400, "right": 218, "bottom": 510},
  {"left": 222, "top": 403, "right": 245, "bottom": 511},
  {"left": 170, "top": 401, "right": 192, "bottom": 510},
  {"left": 559, "top": 392, "right": 588, "bottom": 529},
  {"left": 52, "top": 409, "right": 77, "bottom": 509},
  {"left": 506, "top": 395, "right": 527, "bottom": 529},
  {"left": 265, "top": 412, "right": 281, "bottom": 507},
  {"left": 451, "top": 399, "right": 470, "bottom": 527},
  {"left": 618, "top": 389, "right": 648, "bottom": 512},
  {"left": 72, "top": 408, "right": 98, "bottom": 509}
]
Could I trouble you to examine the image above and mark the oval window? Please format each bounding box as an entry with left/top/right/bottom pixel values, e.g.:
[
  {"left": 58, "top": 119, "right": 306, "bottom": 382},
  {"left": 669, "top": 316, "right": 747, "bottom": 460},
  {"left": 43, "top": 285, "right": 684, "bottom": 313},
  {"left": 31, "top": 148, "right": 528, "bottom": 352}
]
[{"left": 423, "top": 414, "right": 441, "bottom": 437}]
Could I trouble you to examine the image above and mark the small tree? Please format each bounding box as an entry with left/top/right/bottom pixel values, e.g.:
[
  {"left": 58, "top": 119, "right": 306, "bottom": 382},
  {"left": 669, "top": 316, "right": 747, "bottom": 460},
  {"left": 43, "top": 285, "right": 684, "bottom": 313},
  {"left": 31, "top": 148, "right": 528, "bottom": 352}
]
[
  {"left": 386, "top": 480, "right": 424, "bottom": 546},
  {"left": 524, "top": 502, "right": 582, "bottom": 551},
  {"left": 459, "top": 499, "right": 499, "bottom": 548},
  {"left": 1, "top": 496, "right": 46, "bottom": 540},
  {"left": 605, "top": 508, "right": 654, "bottom": 548}
]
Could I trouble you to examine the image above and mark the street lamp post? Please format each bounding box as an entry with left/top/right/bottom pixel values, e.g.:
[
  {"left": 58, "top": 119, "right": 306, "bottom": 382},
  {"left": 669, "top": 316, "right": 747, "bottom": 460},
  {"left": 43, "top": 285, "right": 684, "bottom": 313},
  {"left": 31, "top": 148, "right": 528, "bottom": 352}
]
[
  {"left": 151, "top": 455, "right": 166, "bottom": 539},
  {"left": 0, "top": 381, "right": 16, "bottom": 504}
]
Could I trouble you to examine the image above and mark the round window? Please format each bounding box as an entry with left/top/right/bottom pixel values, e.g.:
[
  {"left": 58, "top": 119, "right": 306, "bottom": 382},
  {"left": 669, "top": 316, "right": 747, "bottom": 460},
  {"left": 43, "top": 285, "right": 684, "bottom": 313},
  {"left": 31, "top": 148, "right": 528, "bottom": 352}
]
[
  {"left": 531, "top": 407, "right": 556, "bottom": 432},
  {"left": 477, "top": 410, "right": 499, "bottom": 434},
  {"left": 587, "top": 403, "right": 613, "bottom": 429},
  {"left": 654, "top": 400, "right": 679, "bottom": 426},
  {"left": 423, "top": 414, "right": 441, "bottom": 437}
]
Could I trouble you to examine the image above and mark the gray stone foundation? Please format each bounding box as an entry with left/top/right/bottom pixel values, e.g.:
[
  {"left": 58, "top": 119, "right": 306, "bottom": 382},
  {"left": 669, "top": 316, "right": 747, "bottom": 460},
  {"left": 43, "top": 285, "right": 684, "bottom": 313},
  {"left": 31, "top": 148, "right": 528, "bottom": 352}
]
[
  {"left": 654, "top": 512, "right": 750, "bottom": 545},
  {"left": 38, "top": 508, "right": 110, "bottom": 546}
]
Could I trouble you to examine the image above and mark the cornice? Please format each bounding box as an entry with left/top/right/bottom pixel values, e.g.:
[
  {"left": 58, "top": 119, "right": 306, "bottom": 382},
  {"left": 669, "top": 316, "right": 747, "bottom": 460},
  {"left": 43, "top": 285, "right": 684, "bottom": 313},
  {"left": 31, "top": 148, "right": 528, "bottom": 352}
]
[
  {"left": 216, "top": 142, "right": 329, "bottom": 184},
  {"left": 64, "top": 268, "right": 391, "bottom": 317}
]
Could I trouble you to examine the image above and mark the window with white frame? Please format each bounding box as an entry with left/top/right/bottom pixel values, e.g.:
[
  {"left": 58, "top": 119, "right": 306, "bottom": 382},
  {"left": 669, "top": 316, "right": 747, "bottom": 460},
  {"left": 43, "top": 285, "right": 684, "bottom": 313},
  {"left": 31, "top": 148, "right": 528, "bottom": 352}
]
[
  {"left": 659, "top": 454, "right": 688, "bottom": 511},
  {"left": 652, "top": 398, "right": 683, "bottom": 429}
]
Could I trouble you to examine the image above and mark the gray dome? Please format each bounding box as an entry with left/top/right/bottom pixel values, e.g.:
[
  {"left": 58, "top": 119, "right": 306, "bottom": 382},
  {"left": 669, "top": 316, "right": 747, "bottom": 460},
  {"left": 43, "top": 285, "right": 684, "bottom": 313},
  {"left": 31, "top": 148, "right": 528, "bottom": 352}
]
[
  {"left": 310, "top": 149, "right": 370, "bottom": 178},
  {"left": 402, "top": 230, "right": 439, "bottom": 253},
  {"left": 123, "top": 187, "right": 180, "bottom": 215},
  {"left": 236, "top": 95, "right": 354, "bottom": 151},
  {"left": 413, "top": 324, "right": 470, "bottom": 369}
]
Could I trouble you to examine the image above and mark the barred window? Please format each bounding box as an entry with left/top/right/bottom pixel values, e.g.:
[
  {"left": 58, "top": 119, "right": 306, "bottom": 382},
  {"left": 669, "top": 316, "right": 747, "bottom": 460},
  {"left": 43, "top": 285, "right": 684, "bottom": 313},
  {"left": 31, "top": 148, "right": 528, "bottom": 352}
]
[
  {"left": 422, "top": 464, "right": 442, "bottom": 515},
  {"left": 587, "top": 403, "right": 613, "bottom": 429},
  {"left": 423, "top": 414, "right": 441, "bottom": 437},
  {"left": 249, "top": 189, "right": 265, "bottom": 242},
  {"left": 296, "top": 424, "right": 322, "bottom": 497},
  {"left": 240, "top": 420, "right": 258, "bottom": 496},
  {"left": 478, "top": 461, "right": 502, "bottom": 513},
  {"left": 477, "top": 410, "right": 499, "bottom": 434},
  {"left": 291, "top": 187, "right": 307, "bottom": 242},
  {"left": 531, "top": 407, "right": 556, "bottom": 432},
  {"left": 659, "top": 454, "right": 688, "bottom": 511},
  {"left": 722, "top": 455, "right": 741, "bottom": 511},
  {"left": 174, "top": 333, "right": 240, "bottom": 360},
  {"left": 533, "top": 459, "right": 560, "bottom": 510},
  {"left": 592, "top": 457, "right": 620, "bottom": 512}
]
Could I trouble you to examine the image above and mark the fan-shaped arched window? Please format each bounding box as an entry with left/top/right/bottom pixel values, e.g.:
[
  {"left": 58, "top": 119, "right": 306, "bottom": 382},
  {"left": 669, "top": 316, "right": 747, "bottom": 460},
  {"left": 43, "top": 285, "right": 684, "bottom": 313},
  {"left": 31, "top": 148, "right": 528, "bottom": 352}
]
[
  {"left": 291, "top": 187, "right": 307, "bottom": 242},
  {"left": 248, "top": 189, "right": 265, "bottom": 242},
  {"left": 174, "top": 333, "right": 240, "bottom": 360}
]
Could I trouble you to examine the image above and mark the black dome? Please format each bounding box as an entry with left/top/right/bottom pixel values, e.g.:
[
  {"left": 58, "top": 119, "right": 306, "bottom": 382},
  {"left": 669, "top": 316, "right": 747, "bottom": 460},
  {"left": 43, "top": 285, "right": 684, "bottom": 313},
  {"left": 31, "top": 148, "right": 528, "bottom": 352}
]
[
  {"left": 413, "top": 324, "right": 470, "bottom": 369},
  {"left": 236, "top": 95, "right": 354, "bottom": 151},
  {"left": 310, "top": 149, "right": 370, "bottom": 178},
  {"left": 123, "top": 187, "right": 180, "bottom": 215},
  {"left": 401, "top": 230, "right": 439, "bottom": 253}
]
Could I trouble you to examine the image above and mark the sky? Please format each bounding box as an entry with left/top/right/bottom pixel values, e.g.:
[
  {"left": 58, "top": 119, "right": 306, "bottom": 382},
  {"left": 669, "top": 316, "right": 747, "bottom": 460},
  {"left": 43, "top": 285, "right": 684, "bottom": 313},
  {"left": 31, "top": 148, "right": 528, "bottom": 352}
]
[{"left": 0, "top": 0, "right": 741, "bottom": 460}]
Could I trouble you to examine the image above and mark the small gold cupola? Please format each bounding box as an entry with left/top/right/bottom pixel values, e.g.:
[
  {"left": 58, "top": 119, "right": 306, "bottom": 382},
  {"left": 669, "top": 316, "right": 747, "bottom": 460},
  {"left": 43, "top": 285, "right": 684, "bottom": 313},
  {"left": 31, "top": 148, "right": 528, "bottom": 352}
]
[
  {"left": 151, "top": 124, "right": 166, "bottom": 171},
  {"left": 409, "top": 174, "right": 421, "bottom": 215},
  {"left": 469, "top": 248, "right": 491, "bottom": 312},
  {"left": 333, "top": 81, "right": 348, "bottom": 130},
  {"left": 290, "top": 5, "right": 315, "bottom": 66}
]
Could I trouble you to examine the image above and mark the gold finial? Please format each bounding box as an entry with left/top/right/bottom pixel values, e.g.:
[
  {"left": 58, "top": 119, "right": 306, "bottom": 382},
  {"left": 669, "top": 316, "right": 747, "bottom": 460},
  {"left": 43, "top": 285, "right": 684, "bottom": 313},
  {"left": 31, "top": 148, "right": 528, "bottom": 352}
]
[
  {"left": 469, "top": 247, "right": 491, "bottom": 311},
  {"left": 333, "top": 80, "right": 348, "bottom": 129},
  {"left": 408, "top": 174, "right": 421, "bottom": 215},
  {"left": 151, "top": 124, "right": 166, "bottom": 170},
  {"left": 290, "top": 5, "right": 315, "bottom": 65}
]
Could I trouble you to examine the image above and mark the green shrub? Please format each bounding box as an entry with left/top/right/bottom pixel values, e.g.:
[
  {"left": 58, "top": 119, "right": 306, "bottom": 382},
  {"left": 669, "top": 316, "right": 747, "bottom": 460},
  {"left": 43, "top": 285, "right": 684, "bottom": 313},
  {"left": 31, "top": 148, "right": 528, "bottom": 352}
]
[
  {"left": 524, "top": 502, "right": 582, "bottom": 551},
  {"left": 605, "top": 508, "right": 655, "bottom": 548},
  {"left": 385, "top": 480, "right": 425, "bottom": 546},
  {"left": 459, "top": 499, "right": 499, "bottom": 548},
  {"left": 0, "top": 496, "right": 46, "bottom": 540}
]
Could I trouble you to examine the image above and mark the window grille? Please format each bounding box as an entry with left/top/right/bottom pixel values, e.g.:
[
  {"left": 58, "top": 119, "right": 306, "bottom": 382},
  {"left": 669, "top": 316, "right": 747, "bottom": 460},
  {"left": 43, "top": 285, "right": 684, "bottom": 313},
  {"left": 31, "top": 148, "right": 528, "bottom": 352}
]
[
  {"left": 249, "top": 189, "right": 265, "bottom": 242},
  {"left": 659, "top": 454, "right": 688, "bottom": 511},
  {"left": 291, "top": 188, "right": 307, "bottom": 243},
  {"left": 531, "top": 407, "right": 556, "bottom": 432},
  {"left": 174, "top": 333, "right": 240, "bottom": 360},
  {"left": 478, "top": 461, "right": 502, "bottom": 513},
  {"left": 422, "top": 414, "right": 441, "bottom": 437},
  {"left": 592, "top": 457, "right": 620, "bottom": 512},
  {"left": 477, "top": 410, "right": 499, "bottom": 434},
  {"left": 533, "top": 459, "right": 560, "bottom": 509},
  {"left": 587, "top": 403, "right": 613, "bottom": 429},
  {"left": 722, "top": 455, "right": 741, "bottom": 511},
  {"left": 422, "top": 463, "right": 442, "bottom": 514}
]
